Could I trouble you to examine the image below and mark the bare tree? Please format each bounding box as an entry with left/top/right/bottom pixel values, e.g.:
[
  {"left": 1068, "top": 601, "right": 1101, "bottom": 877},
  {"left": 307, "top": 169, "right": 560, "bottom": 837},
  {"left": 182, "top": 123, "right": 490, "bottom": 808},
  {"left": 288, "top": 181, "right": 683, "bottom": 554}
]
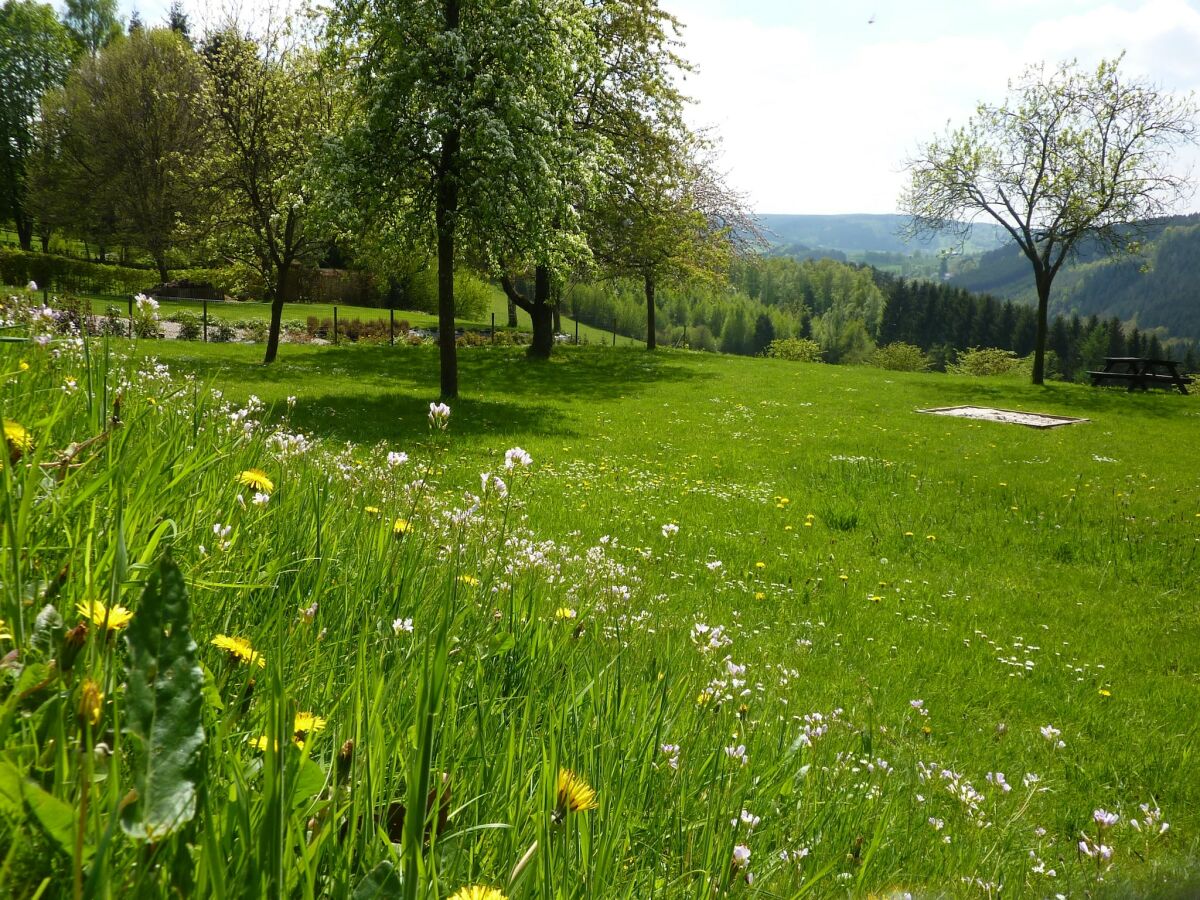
[{"left": 902, "top": 56, "right": 1196, "bottom": 384}]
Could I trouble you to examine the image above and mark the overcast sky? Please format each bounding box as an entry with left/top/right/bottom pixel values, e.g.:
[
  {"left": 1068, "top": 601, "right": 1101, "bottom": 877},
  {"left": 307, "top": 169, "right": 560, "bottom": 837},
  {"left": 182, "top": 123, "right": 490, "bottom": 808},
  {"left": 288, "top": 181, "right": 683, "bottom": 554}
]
[{"left": 107, "top": 0, "right": 1200, "bottom": 215}]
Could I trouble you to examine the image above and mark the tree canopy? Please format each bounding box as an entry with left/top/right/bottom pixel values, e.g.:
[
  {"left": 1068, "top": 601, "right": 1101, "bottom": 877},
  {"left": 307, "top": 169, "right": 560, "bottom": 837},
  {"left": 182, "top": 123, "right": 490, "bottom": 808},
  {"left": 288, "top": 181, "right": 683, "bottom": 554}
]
[{"left": 0, "top": 0, "right": 74, "bottom": 250}]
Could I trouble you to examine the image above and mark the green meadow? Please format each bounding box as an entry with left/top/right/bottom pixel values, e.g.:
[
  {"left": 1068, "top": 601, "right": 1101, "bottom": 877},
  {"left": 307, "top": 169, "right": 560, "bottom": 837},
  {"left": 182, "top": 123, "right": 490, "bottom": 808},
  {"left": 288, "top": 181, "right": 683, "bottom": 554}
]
[{"left": 2, "top": 325, "right": 1198, "bottom": 897}]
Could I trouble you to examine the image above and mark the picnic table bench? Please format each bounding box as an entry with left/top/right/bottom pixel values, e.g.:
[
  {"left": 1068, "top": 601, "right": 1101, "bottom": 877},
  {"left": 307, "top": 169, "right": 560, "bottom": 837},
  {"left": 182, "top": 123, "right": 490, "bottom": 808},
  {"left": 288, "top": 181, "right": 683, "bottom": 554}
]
[{"left": 1088, "top": 357, "right": 1193, "bottom": 395}]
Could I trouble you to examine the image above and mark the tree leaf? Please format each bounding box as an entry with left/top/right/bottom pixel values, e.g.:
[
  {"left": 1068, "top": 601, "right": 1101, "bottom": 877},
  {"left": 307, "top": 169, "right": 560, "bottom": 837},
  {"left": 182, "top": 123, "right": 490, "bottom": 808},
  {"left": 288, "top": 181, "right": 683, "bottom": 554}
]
[{"left": 120, "top": 555, "right": 206, "bottom": 841}]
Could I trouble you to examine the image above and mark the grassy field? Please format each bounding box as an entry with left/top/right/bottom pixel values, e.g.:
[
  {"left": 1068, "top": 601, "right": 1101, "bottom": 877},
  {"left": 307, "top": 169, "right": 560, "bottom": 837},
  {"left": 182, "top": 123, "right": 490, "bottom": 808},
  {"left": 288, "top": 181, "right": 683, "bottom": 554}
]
[{"left": 1, "top": 321, "right": 1197, "bottom": 896}]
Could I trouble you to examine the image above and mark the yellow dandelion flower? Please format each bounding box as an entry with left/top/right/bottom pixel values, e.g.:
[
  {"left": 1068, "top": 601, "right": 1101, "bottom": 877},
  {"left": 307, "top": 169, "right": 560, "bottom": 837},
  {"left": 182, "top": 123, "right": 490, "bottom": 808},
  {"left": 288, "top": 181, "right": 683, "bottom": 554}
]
[
  {"left": 903, "top": 531, "right": 914, "bottom": 538},
  {"left": 838, "top": 574, "right": 849, "bottom": 582},
  {"left": 393, "top": 518, "right": 410, "bottom": 536},
  {"left": 79, "top": 679, "right": 104, "bottom": 727},
  {"left": 554, "top": 607, "right": 577, "bottom": 620},
  {"left": 556, "top": 768, "right": 598, "bottom": 816},
  {"left": 77, "top": 598, "right": 133, "bottom": 631},
  {"left": 754, "top": 591, "right": 765, "bottom": 600},
  {"left": 458, "top": 574, "right": 480, "bottom": 586},
  {"left": 211, "top": 634, "right": 265, "bottom": 668},
  {"left": 293, "top": 712, "right": 326, "bottom": 743},
  {"left": 18, "top": 360, "right": 29, "bottom": 371},
  {"left": 754, "top": 561, "right": 766, "bottom": 570},
  {"left": 364, "top": 505, "right": 381, "bottom": 515},
  {"left": 448, "top": 888, "right": 507, "bottom": 900},
  {"left": 236, "top": 468, "right": 274, "bottom": 493},
  {"left": 4, "top": 419, "right": 33, "bottom": 453},
  {"left": 1098, "top": 688, "right": 1111, "bottom": 697},
  {"left": 784, "top": 525, "right": 794, "bottom": 531}
]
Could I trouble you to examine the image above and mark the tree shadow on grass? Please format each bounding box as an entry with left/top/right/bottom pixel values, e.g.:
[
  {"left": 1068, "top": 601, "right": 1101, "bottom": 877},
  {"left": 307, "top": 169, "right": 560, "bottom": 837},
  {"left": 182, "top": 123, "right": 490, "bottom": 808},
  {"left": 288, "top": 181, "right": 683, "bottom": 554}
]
[
  {"left": 286, "top": 393, "right": 577, "bottom": 445},
  {"left": 187, "top": 344, "right": 705, "bottom": 445}
]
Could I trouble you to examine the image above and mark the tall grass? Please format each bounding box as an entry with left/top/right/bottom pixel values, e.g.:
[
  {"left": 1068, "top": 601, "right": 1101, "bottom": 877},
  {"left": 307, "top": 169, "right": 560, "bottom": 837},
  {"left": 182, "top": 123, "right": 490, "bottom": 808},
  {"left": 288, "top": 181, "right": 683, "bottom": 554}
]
[{"left": 1, "top": 288, "right": 1198, "bottom": 897}]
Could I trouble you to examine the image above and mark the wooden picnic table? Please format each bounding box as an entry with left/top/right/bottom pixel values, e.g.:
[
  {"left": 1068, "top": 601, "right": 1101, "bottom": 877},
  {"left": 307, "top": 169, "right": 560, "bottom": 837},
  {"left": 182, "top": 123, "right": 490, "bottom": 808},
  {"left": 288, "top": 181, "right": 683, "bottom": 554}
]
[{"left": 1088, "top": 357, "right": 1193, "bottom": 395}]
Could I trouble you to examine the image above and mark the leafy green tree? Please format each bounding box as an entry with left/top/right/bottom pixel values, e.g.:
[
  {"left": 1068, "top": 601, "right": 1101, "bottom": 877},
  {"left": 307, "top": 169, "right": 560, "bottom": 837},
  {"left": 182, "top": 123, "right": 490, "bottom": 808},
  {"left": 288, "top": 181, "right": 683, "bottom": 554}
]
[
  {"left": 200, "top": 28, "right": 333, "bottom": 363},
  {"left": 902, "top": 56, "right": 1197, "bottom": 384},
  {"left": 0, "top": 0, "right": 74, "bottom": 250},
  {"left": 751, "top": 312, "right": 775, "bottom": 355},
  {"left": 165, "top": 1, "right": 188, "bottom": 43},
  {"left": 52, "top": 27, "right": 207, "bottom": 281},
  {"left": 589, "top": 133, "right": 759, "bottom": 350},
  {"left": 62, "top": 0, "right": 121, "bottom": 55},
  {"left": 328, "top": 0, "right": 596, "bottom": 397}
]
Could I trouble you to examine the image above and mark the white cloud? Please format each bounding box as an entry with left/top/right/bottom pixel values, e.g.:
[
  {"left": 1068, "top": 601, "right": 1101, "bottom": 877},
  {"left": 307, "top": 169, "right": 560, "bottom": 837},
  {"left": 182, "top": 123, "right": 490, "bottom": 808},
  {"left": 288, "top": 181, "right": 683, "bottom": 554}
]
[{"left": 673, "top": 0, "right": 1200, "bottom": 214}]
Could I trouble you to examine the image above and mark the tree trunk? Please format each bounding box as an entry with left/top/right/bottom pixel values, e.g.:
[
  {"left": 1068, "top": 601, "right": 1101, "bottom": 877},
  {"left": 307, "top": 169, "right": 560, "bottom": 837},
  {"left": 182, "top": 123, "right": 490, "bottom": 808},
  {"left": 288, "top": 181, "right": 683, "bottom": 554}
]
[
  {"left": 507, "top": 295, "right": 518, "bottom": 328},
  {"left": 552, "top": 300, "right": 561, "bottom": 335},
  {"left": 645, "top": 273, "right": 657, "bottom": 351},
  {"left": 154, "top": 253, "right": 169, "bottom": 285},
  {"left": 1031, "top": 273, "right": 1050, "bottom": 385},
  {"left": 263, "top": 260, "right": 290, "bottom": 364},
  {"left": 435, "top": 121, "right": 461, "bottom": 400},
  {"left": 528, "top": 264, "right": 554, "bottom": 359},
  {"left": 15, "top": 215, "right": 33, "bottom": 252},
  {"left": 39, "top": 233, "right": 50, "bottom": 253}
]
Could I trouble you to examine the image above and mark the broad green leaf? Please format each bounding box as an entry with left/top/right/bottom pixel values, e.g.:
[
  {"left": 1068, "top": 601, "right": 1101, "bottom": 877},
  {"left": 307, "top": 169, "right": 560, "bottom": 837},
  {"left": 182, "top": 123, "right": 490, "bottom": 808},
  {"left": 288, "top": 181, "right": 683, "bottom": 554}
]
[
  {"left": 120, "top": 555, "right": 206, "bottom": 841},
  {"left": 352, "top": 860, "right": 402, "bottom": 899},
  {"left": 23, "top": 777, "right": 89, "bottom": 860}
]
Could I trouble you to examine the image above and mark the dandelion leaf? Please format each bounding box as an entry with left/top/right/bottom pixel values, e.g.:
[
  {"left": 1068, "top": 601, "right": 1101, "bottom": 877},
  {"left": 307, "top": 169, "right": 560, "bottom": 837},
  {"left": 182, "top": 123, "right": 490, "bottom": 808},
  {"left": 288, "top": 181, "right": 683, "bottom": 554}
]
[
  {"left": 352, "top": 860, "right": 402, "bottom": 898},
  {"left": 120, "top": 555, "right": 206, "bottom": 841}
]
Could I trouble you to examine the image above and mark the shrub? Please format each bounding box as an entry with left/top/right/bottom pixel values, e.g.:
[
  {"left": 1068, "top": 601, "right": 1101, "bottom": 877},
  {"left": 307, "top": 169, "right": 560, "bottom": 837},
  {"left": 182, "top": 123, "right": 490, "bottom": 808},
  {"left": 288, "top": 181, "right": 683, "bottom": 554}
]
[
  {"left": 947, "top": 347, "right": 1028, "bottom": 377},
  {"left": 210, "top": 321, "right": 237, "bottom": 343},
  {"left": 872, "top": 342, "right": 930, "bottom": 372},
  {"left": 100, "top": 305, "right": 127, "bottom": 337},
  {"left": 765, "top": 337, "right": 824, "bottom": 362},
  {"left": 173, "top": 312, "right": 202, "bottom": 340},
  {"left": 243, "top": 320, "right": 269, "bottom": 343}
]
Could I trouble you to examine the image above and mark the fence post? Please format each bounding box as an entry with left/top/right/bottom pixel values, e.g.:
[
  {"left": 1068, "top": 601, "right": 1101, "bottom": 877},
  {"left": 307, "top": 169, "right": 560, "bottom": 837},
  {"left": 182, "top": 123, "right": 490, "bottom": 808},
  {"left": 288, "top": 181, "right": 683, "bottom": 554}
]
[
  {"left": 203, "top": 299, "right": 209, "bottom": 342},
  {"left": 575, "top": 319, "right": 579, "bottom": 345},
  {"left": 612, "top": 317, "right": 617, "bottom": 347},
  {"left": 333, "top": 305, "right": 338, "bottom": 345},
  {"left": 390, "top": 308, "right": 395, "bottom": 346},
  {"left": 128, "top": 295, "right": 135, "bottom": 338},
  {"left": 491, "top": 312, "right": 495, "bottom": 342}
]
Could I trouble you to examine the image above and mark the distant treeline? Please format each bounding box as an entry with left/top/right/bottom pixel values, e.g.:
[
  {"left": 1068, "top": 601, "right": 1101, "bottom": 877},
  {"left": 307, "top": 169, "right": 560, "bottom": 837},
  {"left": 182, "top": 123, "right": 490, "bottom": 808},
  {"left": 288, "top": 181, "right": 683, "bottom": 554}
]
[{"left": 566, "top": 255, "right": 1198, "bottom": 376}]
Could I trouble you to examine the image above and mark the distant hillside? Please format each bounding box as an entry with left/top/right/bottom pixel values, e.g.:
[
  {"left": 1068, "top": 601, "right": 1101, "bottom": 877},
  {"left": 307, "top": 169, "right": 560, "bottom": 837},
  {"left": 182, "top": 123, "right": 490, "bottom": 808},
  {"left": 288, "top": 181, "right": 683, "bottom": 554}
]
[
  {"left": 759, "top": 213, "right": 1007, "bottom": 256},
  {"left": 950, "top": 214, "right": 1200, "bottom": 340}
]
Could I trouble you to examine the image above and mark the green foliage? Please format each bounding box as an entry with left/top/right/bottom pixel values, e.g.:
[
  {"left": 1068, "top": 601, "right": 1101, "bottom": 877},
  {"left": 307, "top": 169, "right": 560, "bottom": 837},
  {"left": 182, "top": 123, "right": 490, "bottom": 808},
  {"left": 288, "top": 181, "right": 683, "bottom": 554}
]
[
  {"left": 947, "top": 347, "right": 1028, "bottom": 376},
  {"left": 47, "top": 27, "right": 208, "bottom": 279},
  {"left": 172, "top": 311, "right": 201, "bottom": 340},
  {"left": 0, "top": 0, "right": 75, "bottom": 247},
  {"left": 120, "top": 556, "right": 207, "bottom": 841},
  {"left": 62, "top": 0, "right": 121, "bottom": 54},
  {"left": 405, "top": 269, "right": 493, "bottom": 320},
  {"left": 764, "top": 336, "right": 823, "bottom": 362},
  {"left": 871, "top": 342, "right": 930, "bottom": 372}
]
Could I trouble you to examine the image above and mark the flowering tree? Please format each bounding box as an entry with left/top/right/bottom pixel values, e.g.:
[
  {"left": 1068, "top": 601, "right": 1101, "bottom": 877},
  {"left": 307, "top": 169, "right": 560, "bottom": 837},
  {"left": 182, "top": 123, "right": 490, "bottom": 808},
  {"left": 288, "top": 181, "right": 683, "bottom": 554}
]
[
  {"left": 902, "top": 57, "right": 1197, "bottom": 384},
  {"left": 200, "top": 26, "right": 334, "bottom": 364},
  {"left": 327, "top": 0, "right": 597, "bottom": 397}
]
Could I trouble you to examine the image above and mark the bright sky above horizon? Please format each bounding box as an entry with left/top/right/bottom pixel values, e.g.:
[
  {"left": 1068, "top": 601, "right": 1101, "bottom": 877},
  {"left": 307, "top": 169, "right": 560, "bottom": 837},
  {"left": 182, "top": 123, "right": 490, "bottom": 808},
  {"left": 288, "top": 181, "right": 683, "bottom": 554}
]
[{"left": 102, "top": 0, "right": 1200, "bottom": 216}]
